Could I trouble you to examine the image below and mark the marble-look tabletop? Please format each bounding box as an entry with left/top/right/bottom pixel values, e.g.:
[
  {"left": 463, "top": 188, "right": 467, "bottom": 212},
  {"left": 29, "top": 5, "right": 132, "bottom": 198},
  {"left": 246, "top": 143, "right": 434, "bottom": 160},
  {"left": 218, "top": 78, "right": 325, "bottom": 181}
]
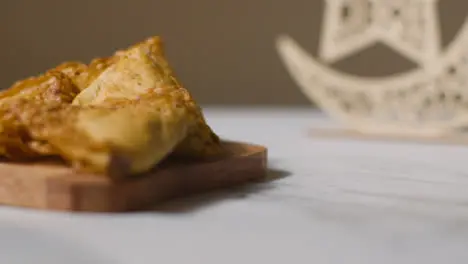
[{"left": 1, "top": 107, "right": 468, "bottom": 264}]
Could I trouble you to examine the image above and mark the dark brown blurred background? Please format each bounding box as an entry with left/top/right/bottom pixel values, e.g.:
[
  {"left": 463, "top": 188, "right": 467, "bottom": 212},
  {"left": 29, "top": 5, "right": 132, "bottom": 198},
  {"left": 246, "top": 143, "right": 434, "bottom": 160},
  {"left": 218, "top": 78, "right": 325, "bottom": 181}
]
[{"left": 0, "top": 0, "right": 466, "bottom": 105}]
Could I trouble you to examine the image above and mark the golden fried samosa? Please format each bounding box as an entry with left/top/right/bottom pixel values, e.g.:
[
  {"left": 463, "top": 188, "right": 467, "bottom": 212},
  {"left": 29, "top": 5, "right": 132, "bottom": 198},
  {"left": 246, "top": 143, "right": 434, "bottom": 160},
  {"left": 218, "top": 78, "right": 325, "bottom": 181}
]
[
  {"left": 0, "top": 74, "right": 191, "bottom": 176},
  {"left": 0, "top": 71, "right": 80, "bottom": 159},
  {"left": 0, "top": 35, "right": 223, "bottom": 177},
  {"left": 0, "top": 42, "right": 197, "bottom": 176},
  {"left": 18, "top": 91, "right": 192, "bottom": 177},
  {"left": 0, "top": 62, "right": 189, "bottom": 176},
  {"left": 74, "top": 36, "right": 225, "bottom": 159}
]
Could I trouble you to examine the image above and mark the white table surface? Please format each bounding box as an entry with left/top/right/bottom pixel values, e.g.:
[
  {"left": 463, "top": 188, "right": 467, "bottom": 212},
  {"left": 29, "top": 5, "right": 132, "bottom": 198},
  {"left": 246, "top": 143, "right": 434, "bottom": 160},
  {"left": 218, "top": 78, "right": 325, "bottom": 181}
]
[{"left": 2, "top": 107, "right": 468, "bottom": 264}]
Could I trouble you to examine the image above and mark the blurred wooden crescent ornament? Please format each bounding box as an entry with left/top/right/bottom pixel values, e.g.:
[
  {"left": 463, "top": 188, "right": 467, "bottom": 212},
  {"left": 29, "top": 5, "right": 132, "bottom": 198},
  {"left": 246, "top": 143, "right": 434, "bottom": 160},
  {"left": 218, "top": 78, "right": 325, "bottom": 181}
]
[{"left": 276, "top": 0, "right": 468, "bottom": 138}]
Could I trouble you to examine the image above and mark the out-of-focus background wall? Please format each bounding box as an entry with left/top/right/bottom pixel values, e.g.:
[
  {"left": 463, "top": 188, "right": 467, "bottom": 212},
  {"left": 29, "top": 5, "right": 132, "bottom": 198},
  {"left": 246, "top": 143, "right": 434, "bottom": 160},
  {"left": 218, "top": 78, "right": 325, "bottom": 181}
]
[{"left": 0, "top": 0, "right": 466, "bottom": 105}]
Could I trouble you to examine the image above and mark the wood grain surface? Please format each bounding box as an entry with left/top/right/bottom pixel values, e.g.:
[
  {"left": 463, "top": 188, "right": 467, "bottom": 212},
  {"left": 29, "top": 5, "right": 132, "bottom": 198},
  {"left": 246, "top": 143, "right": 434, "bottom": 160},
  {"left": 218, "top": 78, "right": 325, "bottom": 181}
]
[{"left": 0, "top": 141, "right": 267, "bottom": 212}]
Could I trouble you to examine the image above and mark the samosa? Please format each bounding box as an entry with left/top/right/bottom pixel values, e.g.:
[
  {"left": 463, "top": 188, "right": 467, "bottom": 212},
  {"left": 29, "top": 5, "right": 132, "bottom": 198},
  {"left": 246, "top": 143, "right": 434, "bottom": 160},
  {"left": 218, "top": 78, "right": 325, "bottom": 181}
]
[
  {"left": 73, "top": 36, "right": 225, "bottom": 159},
  {"left": 0, "top": 36, "right": 224, "bottom": 177}
]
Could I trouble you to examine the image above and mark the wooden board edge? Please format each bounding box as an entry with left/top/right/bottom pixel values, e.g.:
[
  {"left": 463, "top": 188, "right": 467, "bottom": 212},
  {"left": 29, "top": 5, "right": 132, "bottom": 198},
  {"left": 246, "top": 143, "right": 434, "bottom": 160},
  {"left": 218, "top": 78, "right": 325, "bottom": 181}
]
[{"left": 43, "top": 141, "right": 268, "bottom": 212}]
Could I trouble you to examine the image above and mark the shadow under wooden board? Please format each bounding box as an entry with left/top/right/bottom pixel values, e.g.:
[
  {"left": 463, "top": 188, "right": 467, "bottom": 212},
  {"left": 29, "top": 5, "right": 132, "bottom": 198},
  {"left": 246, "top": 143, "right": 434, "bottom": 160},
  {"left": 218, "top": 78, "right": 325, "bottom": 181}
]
[
  {"left": 0, "top": 141, "right": 267, "bottom": 212},
  {"left": 310, "top": 128, "right": 468, "bottom": 146}
]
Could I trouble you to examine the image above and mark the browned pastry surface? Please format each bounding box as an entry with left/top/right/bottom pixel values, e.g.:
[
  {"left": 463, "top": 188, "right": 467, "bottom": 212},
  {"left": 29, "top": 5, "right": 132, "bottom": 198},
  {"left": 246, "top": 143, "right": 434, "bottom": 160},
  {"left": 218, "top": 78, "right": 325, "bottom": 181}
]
[
  {"left": 0, "top": 71, "right": 80, "bottom": 159},
  {"left": 75, "top": 36, "right": 225, "bottom": 159},
  {"left": 0, "top": 36, "right": 224, "bottom": 177}
]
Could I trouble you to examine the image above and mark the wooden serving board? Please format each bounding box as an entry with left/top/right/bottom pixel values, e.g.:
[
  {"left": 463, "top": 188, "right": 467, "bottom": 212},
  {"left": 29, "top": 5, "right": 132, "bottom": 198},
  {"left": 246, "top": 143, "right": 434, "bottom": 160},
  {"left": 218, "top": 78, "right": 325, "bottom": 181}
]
[{"left": 0, "top": 141, "right": 267, "bottom": 212}]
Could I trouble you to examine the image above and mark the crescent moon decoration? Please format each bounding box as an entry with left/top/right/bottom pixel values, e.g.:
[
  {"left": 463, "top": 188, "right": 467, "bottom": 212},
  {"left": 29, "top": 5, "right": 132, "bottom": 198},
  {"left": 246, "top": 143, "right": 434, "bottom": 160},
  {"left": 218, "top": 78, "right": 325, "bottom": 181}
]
[{"left": 276, "top": 0, "right": 468, "bottom": 137}]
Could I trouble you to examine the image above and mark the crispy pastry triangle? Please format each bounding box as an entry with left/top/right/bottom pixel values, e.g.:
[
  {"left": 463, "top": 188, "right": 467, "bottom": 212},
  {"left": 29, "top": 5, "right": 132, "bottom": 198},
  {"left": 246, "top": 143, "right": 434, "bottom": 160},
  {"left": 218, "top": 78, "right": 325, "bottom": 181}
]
[
  {"left": 74, "top": 36, "right": 225, "bottom": 159},
  {"left": 0, "top": 71, "right": 80, "bottom": 159},
  {"left": 0, "top": 36, "right": 223, "bottom": 177},
  {"left": 24, "top": 91, "right": 191, "bottom": 177}
]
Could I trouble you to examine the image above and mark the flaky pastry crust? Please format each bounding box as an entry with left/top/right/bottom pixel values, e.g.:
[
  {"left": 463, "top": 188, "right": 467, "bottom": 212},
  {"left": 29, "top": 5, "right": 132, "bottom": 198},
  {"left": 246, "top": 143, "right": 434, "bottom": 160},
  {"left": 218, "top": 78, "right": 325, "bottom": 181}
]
[{"left": 0, "top": 36, "right": 224, "bottom": 177}]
